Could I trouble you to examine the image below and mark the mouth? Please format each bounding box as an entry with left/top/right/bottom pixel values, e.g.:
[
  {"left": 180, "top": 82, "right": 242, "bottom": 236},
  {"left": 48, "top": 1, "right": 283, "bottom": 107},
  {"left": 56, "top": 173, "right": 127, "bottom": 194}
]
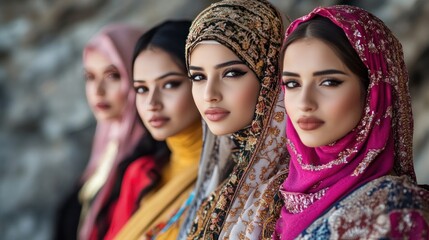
[
  {"left": 297, "top": 117, "right": 324, "bottom": 131},
  {"left": 148, "top": 116, "right": 170, "bottom": 128},
  {"left": 204, "top": 107, "right": 230, "bottom": 122},
  {"left": 95, "top": 102, "right": 111, "bottom": 110}
]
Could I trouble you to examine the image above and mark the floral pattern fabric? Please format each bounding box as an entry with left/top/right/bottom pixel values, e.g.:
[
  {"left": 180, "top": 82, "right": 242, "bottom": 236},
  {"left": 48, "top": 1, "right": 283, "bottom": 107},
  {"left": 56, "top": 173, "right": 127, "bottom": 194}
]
[{"left": 185, "top": 0, "right": 290, "bottom": 239}]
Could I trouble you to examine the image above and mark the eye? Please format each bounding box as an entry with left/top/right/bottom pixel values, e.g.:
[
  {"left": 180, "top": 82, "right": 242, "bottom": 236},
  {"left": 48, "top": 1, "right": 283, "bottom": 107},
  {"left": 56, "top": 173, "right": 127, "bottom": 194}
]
[
  {"left": 320, "top": 78, "right": 343, "bottom": 87},
  {"left": 282, "top": 79, "right": 300, "bottom": 89},
  {"left": 224, "top": 69, "right": 247, "bottom": 78},
  {"left": 84, "top": 72, "right": 95, "bottom": 82},
  {"left": 105, "top": 71, "right": 121, "bottom": 81},
  {"left": 134, "top": 86, "right": 148, "bottom": 94},
  {"left": 164, "top": 80, "right": 182, "bottom": 89},
  {"left": 189, "top": 73, "right": 206, "bottom": 82}
]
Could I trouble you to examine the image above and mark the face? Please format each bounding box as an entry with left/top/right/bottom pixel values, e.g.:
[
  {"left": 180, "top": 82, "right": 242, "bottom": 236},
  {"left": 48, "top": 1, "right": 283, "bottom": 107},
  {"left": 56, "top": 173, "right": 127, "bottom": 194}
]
[
  {"left": 84, "top": 49, "right": 126, "bottom": 122},
  {"left": 282, "top": 38, "right": 365, "bottom": 147},
  {"left": 133, "top": 48, "right": 200, "bottom": 141},
  {"left": 189, "top": 43, "right": 260, "bottom": 135}
]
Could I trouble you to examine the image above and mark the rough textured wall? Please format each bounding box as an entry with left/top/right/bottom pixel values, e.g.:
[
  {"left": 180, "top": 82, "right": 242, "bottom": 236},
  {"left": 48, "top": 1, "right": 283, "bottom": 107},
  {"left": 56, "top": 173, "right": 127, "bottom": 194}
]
[{"left": 0, "top": 0, "right": 428, "bottom": 239}]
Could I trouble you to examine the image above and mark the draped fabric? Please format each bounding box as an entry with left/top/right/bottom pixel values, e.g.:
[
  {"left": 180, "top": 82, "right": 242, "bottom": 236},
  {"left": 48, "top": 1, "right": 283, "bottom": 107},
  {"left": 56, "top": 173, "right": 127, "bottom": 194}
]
[
  {"left": 78, "top": 24, "right": 146, "bottom": 240},
  {"left": 185, "top": 0, "right": 290, "bottom": 239},
  {"left": 274, "top": 5, "right": 429, "bottom": 239},
  {"left": 178, "top": 123, "right": 235, "bottom": 240},
  {"left": 114, "top": 120, "right": 202, "bottom": 240}
]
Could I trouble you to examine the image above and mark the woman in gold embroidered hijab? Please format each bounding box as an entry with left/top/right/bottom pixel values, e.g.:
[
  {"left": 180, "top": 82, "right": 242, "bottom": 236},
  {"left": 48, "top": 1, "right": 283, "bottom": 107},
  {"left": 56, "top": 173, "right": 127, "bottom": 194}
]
[{"left": 184, "top": 0, "right": 290, "bottom": 239}]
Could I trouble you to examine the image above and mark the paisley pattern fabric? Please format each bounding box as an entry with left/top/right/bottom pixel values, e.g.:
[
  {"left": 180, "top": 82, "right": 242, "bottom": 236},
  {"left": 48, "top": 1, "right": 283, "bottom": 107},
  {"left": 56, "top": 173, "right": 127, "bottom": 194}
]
[
  {"left": 274, "top": 5, "right": 429, "bottom": 239},
  {"left": 297, "top": 176, "right": 429, "bottom": 240},
  {"left": 185, "top": 0, "right": 290, "bottom": 239}
]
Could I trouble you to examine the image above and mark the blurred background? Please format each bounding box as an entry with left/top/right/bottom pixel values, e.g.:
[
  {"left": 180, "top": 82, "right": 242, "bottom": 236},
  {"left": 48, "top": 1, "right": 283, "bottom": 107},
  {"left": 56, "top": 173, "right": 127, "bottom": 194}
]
[{"left": 0, "top": 0, "right": 428, "bottom": 239}]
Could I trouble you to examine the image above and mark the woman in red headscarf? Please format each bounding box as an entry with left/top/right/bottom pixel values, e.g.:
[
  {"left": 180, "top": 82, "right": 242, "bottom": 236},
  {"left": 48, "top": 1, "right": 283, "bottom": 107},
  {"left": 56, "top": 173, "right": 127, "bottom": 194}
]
[{"left": 275, "top": 5, "right": 429, "bottom": 239}]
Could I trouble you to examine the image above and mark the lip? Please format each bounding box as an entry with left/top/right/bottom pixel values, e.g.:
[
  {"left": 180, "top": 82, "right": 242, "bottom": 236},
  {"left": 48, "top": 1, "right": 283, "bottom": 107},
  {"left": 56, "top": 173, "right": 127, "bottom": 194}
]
[
  {"left": 204, "top": 107, "right": 230, "bottom": 122},
  {"left": 148, "top": 116, "right": 170, "bottom": 128},
  {"left": 95, "top": 102, "right": 111, "bottom": 110},
  {"left": 297, "top": 116, "right": 324, "bottom": 131}
]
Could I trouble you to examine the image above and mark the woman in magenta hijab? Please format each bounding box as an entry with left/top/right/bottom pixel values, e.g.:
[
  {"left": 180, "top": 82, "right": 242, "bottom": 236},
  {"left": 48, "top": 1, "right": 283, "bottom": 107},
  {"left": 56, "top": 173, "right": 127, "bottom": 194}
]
[{"left": 274, "top": 5, "right": 429, "bottom": 239}]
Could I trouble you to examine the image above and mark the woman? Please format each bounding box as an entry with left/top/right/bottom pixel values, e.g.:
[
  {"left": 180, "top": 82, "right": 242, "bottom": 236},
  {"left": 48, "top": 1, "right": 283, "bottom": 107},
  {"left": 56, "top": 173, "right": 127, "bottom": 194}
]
[
  {"left": 184, "top": 0, "right": 290, "bottom": 239},
  {"left": 55, "top": 24, "right": 169, "bottom": 240},
  {"left": 112, "top": 20, "right": 203, "bottom": 240},
  {"left": 275, "top": 5, "right": 429, "bottom": 239}
]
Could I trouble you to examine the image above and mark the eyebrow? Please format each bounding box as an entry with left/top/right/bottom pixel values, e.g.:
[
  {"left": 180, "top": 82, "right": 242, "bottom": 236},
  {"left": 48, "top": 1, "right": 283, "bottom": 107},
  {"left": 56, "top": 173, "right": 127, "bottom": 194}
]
[
  {"left": 134, "top": 72, "right": 186, "bottom": 82},
  {"left": 313, "top": 69, "right": 347, "bottom": 76},
  {"left": 105, "top": 65, "right": 118, "bottom": 72},
  {"left": 282, "top": 69, "right": 347, "bottom": 77},
  {"left": 189, "top": 60, "right": 245, "bottom": 71}
]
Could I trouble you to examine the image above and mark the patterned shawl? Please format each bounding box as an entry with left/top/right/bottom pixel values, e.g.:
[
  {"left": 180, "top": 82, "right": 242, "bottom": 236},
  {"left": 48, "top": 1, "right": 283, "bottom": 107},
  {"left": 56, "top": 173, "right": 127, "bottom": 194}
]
[
  {"left": 185, "top": 0, "right": 290, "bottom": 239},
  {"left": 275, "top": 5, "right": 417, "bottom": 239},
  {"left": 80, "top": 24, "right": 145, "bottom": 240}
]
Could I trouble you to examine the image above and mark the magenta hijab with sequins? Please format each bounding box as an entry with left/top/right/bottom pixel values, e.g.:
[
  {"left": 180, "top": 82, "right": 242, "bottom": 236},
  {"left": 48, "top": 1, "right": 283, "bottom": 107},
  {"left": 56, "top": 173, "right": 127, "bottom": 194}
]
[{"left": 275, "top": 5, "right": 415, "bottom": 239}]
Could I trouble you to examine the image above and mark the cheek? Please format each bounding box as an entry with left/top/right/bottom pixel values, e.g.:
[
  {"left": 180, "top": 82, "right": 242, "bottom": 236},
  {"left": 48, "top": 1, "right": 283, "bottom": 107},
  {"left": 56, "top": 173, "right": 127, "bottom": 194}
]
[
  {"left": 192, "top": 85, "right": 205, "bottom": 113},
  {"left": 135, "top": 95, "right": 148, "bottom": 120},
  {"left": 173, "top": 90, "right": 199, "bottom": 116},
  {"left": 331, "top": 90, "right": 363, "bottom": 128},
  {"left": 283, "top": 93, "right": 295, "bottom": 119}
]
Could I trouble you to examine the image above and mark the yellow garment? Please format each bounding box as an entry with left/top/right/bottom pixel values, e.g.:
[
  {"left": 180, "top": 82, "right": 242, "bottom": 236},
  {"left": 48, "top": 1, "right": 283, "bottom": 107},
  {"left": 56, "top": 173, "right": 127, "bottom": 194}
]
[
  {"left": 114, "top": 120, "right": 202, "bottom": 240},
  {"left": 78, "top": 140, "right": 118, "bottom": 229}
]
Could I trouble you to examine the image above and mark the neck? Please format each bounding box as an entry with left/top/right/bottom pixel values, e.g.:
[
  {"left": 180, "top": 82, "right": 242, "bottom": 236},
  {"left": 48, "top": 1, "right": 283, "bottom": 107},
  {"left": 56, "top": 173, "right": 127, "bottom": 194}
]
[
  {"left": 108, "top": 120, "right": 122, "bottom": 140},
  {"left": 166, "top": 119, "right": 203, "bottom": 169}
]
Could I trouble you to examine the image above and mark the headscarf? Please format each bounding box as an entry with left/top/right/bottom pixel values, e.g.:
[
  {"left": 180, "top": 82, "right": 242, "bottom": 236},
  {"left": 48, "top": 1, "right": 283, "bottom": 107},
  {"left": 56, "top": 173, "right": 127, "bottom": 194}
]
[
  {"left": 275, "top": 5, "right": 415, "bottom": 239},
  {"left": 185, "top": 0, "right": 290, "bottom": 239},
  {"left": 80, "top": 24, "right": 145, "bottom": 240}
]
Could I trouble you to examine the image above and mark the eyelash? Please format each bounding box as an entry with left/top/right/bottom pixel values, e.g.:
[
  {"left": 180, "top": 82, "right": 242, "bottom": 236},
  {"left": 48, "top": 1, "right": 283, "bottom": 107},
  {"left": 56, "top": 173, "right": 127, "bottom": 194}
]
[
  {"left": 189, "top": 68, "right": 247, "bottom": 82},
  {"left": 105, "top": 72, "right": 120, "bottom": 81},
  {"left": 282, "top": 78, "right": 344, "bottom": 89},
  {"left": 84, "top": 72, "right": 120, "bottom": 82},
  {"left": 134, "top": 80, "right": 182, "bottom": 94}
]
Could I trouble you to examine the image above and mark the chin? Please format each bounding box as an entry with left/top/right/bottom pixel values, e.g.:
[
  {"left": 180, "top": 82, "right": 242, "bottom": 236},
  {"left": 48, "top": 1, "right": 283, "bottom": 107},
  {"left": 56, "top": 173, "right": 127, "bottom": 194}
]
[
  {"left": 151, "top": 133, "right": 168, "bottom": 141},
  {"left": 207, "top": 125, "right": 241, "bottom": 136}
]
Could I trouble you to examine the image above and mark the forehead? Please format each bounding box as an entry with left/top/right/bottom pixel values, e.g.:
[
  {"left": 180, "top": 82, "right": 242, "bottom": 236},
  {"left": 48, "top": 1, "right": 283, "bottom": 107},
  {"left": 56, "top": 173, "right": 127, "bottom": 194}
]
[
  {"left": 133, "top": 48, "right": 184, "bottom": 80},
  {"left": 189, "top": 43, "right": 240, "bottom": 66},
  {"left": 84, "top": 49, "right": 113, "bottom": 70},
  {"left": 283, "top": 38, "right": 345, "bottom": 70}
]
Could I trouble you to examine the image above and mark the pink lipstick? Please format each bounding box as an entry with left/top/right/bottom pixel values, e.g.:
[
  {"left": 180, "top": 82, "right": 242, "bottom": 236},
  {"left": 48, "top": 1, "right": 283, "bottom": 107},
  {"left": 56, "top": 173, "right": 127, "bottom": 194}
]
[
  {"left": 297, "top": 117, "right": 324, "bottom": 130},
  {"left": 204, "top": 108, "right": 230, "bottom": 122}
]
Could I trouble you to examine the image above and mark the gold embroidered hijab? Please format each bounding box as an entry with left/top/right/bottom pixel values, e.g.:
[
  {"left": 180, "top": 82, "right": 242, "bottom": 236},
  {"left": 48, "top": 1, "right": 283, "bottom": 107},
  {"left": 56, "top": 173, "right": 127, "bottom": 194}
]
[{"left": 185, "top": 0, "right": 290, "bottom": 239}]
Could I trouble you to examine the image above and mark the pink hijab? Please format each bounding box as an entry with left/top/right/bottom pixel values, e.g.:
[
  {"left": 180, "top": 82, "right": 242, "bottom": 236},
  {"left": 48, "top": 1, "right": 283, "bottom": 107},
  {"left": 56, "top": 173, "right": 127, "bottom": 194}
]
[
  {"left": 80, "top": 24, "right": 144, "bottom": 240},
  {"left": 275, "top": 5, "right": 415, "bottom": 239}
]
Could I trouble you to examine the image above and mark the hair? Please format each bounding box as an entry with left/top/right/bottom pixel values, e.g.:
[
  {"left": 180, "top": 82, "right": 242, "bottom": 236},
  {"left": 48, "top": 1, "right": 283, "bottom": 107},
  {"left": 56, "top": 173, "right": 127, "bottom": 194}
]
[
  {"left": 132, "top": 20, "right": 191, "bottom": 76},
  {"left": 283, "top": 16, "right": 369, "bottom": 90}
]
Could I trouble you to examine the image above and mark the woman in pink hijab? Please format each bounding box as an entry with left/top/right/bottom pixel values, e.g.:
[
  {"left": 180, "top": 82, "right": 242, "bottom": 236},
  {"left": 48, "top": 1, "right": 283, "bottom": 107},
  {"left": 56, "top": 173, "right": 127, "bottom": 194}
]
[
  {"left": 274, "top": 5, "right": 429, "bottom": 239},
  {"left": 55, "top": 24, "right": 168, "bottom": 240}
]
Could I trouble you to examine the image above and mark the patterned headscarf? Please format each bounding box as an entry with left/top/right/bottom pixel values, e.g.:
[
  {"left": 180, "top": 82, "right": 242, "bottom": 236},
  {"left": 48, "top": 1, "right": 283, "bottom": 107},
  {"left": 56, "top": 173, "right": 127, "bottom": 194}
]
[
  {"left": 185, "top": 0, "right": 290, "bottom": 239},
  {"left": 80, "top": 24, "right": 145, "bottom": 240},
  {"left": 275, "top": 5, "right": 415, "bottom": 239}
]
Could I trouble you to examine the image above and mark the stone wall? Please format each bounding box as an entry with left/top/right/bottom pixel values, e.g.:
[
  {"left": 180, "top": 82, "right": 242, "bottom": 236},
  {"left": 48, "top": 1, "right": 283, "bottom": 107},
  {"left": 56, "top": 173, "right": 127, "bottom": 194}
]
[{"left": 0, "top": 0, "right": 428, "bottom": 239}]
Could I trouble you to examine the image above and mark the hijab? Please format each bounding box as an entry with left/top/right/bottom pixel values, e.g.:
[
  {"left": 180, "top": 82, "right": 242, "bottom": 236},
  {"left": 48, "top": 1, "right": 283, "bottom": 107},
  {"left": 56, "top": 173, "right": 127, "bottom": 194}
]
[
  {"left": 185, "top": 0, "right": 290, "bottom": 238},
  {"left": 275, "top": 5, "right": 416, "bottom": 239},
  {"left": 80, "top": 24, "right": 145, "bottom": 240}
]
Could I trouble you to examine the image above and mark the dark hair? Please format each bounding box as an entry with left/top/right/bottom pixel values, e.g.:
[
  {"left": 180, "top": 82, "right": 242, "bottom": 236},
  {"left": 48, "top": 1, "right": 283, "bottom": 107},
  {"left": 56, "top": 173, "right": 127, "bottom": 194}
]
[
  {"left": 283, "top": 16, "right": 369, "bottom": 89},
  {"left": 132, "top": 20, "right": 191, "bottom": 75}
]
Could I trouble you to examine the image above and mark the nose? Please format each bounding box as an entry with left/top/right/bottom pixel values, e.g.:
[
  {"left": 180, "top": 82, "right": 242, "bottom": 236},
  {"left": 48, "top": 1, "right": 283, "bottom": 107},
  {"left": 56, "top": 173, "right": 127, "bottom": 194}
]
[
  {"left": 95, "top": 79, "right": 105, "bottom": 96},
  {"left": 147, "top": 87, "right": 162, "bottom": 111},
  {"left": 203, "top": 77, "right": 222, "bottom": 103},
  {"left": 298, "top": 85, "right": 317, "bottom": 112}
]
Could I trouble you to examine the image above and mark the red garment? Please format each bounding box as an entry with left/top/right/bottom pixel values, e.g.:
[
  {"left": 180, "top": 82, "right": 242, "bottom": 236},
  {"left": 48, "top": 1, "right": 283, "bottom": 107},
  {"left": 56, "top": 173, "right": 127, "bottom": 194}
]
[{"left": 89, "top": 156, "right": 158, "bottom": 240}]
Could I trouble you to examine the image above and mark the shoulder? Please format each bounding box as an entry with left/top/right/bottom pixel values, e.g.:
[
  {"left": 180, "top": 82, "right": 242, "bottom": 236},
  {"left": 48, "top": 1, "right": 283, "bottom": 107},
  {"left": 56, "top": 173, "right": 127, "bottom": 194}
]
[
  {"left": 298, "top": 176, "right": 429, "bottom": 239},
  {"left": 123, "top": 156, "right": 159, "bottom": 180}
]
